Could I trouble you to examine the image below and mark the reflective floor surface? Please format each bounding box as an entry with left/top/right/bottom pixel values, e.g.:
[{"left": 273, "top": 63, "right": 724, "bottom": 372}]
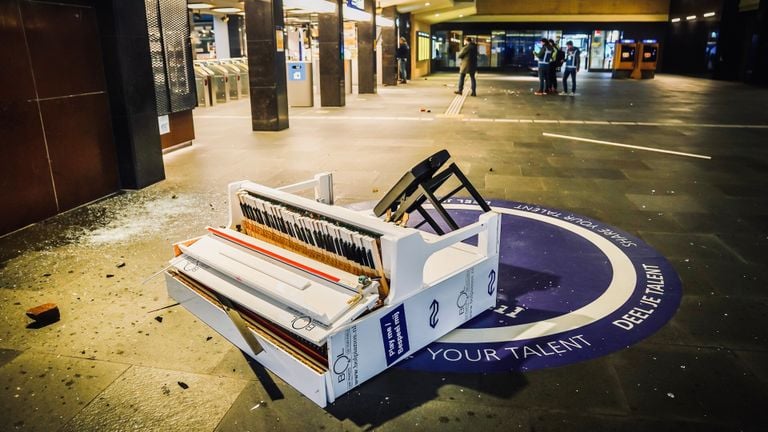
[{"left": 1, "top": 72, "right": 767, "bottom": 431}]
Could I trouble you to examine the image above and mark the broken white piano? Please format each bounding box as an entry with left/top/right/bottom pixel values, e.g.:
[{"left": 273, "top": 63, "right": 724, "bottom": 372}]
[{"left": 165, "top": 172, "right": 500, "bottom": 407}]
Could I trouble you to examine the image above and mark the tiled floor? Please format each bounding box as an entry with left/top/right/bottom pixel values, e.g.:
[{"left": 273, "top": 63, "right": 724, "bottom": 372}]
[{"left": 1, "top": 72, "right": 767, "bottom": 431}]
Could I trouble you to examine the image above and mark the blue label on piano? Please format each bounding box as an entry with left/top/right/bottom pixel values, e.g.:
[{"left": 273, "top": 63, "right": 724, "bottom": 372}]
[{"left": 380, "top": 304, "right": 410, "bottom": 366}]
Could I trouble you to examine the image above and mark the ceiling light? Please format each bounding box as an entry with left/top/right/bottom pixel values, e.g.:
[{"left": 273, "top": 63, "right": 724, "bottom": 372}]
[
  {"left": 212, "top": 7, "right": 241, "bottom": 13},
  {"left": 425, "top": 2, "right": 431, "bottom": 5},
  {"left": 686, "top": 15, "right": 696, "bottom": 20},
  {"left": 671, "top": 17, "right": 680, "bottom": 22},
  {"left": 187, "top": 3, "right": 213, "bottom": 9},
  {"left": 434, "top": 13, "right": 440, "bottom": 16},
  {"left": 703, "top": 12, "right": 715, "bottom": 17},
  {"left": 459, "top": 14, "right": 464, "bottom": 17}
]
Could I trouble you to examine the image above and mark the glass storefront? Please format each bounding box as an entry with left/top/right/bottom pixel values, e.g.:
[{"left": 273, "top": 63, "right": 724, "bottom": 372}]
[{"left": 433, "top": 28, "right": 626, "bottom": 72}]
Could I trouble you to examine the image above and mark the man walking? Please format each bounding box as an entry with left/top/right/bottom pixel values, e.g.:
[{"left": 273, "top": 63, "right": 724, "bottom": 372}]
[
  {"left": 396, "top": 36, "right": 409, "bottom": 84},
  {"left": 534, "top": 39, "right": 553, "bottom": 95},
  {"left": 455, "top": 36, "right": 478, "bottom": 96},
  {"left": 562, "top": 41, "right": 581, "bottom": 96}
]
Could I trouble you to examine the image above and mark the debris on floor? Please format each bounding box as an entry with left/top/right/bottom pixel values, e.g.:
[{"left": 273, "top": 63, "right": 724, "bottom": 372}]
[
  {"left": 177, "top": 381, "right": 189, "bottom": 390},
  {"left": 25, "top": 303, "right": 60, "bottom": 326}
]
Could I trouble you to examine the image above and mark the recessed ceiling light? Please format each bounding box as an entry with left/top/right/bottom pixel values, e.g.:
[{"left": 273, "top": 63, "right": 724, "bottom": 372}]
[
  {"left": 671, "top": 17, "right": 680, "bottom": 22},
  {"left": 686, "top": 15, "right": 696, "bottom": 20},
  {"left": 459, "top": 14, "right": 464, "bottom": 17},
  {"left": 703, "top": 12, "right": 715, "bottom": 17},
  {"left": 212, "top": 7, "right": 242, "bottom": 13},
  {"left": 187, "top": 3, "right": 213, "bottom": 9},
  {"left": 425, "top": 2, "right": 431, "bottom": 5}
]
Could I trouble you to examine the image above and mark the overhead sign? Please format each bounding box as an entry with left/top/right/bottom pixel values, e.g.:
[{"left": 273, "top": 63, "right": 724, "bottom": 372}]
[
  {"left": 347, "top": 0, "right": 364, "bottom": 11},
  {"left": 400, "top": 199, "right": 682, "bottom": 372}
]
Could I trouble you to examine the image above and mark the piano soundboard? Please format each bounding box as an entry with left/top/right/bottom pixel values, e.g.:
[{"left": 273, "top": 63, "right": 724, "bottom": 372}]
[{"left": 165, "top": 173, "right": 501, "bottom": 406}]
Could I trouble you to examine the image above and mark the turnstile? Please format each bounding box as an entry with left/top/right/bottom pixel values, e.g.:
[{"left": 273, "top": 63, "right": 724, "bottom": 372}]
[
  {"left": 193, "top": 63, "right": 213, "bottom": 107},
  {"left": 220, "top": 62, "right": 245, "bottom": 99},
  {"left": 203, "top": 61, "right": 237, "bottom": 102},
  {"left": 227, "top": 58, "right": 250, "bottom": 96},
  {"left": 197, "top": 61, "right": 227, "bottom": 104}
]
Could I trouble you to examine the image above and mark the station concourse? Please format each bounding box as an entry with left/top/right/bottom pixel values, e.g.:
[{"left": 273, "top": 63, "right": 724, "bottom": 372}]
[{"left": 1, "top": 1, "right": 767, "bottom": 431}]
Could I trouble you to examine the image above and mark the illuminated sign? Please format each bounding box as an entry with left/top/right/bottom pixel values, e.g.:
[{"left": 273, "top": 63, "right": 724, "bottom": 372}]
[{"left": 417, "top": 31, "right": 431, "bottom": 62}]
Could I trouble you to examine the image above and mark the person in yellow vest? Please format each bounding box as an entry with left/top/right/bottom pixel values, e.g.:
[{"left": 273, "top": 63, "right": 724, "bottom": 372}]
[{"left": 562, "top": 41, "right": 581, "bottom": 96}]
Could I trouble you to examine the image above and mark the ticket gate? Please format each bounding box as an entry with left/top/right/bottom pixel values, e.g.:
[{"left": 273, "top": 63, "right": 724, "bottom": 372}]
[
  {"left": 220, "top": 62, "right": 245, "bottom": 99},
  {"left": 233, "top": 59, "right": 251, "bottom": 95},
  {"left": 203, "top": 61, "right": 237, "bottom": 102},
  {"left": 197, "top": 61, "right": 227, "bottom": 104},
  {"left": 193, "top": 63, "right": 213, "bottom": 107},
  {"left": 611, "top": 40, "right": 636, "bottom": 79},
  {"left": 227, "top": 58, "right": 250, "bottom": 97}
]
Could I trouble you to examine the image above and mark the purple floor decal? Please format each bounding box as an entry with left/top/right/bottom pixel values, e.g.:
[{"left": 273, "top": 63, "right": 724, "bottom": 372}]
[{"left": 399, "top": 198, "right": 682, "bottom": 373}]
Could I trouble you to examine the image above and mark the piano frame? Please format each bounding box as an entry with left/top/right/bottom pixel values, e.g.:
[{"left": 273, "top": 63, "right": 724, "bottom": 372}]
[{"left": 165, "top": 173, "right": 501, "bottom": 407}]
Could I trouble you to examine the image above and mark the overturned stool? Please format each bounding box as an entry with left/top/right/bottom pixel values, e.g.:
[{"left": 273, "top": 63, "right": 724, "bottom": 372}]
[{"left": 374, "top": 149, "right": 491, "bottom": 234}]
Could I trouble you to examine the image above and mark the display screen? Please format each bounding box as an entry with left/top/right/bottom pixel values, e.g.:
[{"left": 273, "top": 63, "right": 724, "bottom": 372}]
[
  {"left": 642, "top": 45, "right": 658, "bottom": 62},
  {"left": 620, "top": 44, "right": 636, "bottom": 62}
]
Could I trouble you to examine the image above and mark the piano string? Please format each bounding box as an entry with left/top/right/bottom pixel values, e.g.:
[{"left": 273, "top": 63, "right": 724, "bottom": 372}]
[{"left": 235, "top": 190, "right": 389, "bottom": 298}]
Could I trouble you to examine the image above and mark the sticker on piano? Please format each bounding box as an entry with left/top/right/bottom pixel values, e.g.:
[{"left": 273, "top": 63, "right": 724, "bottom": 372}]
[
  {"left": 399, "top": 199, "right": 682, "bottom": 372},
  {"left": 380, "top": 304, "right": 410, "bottom": 366}
]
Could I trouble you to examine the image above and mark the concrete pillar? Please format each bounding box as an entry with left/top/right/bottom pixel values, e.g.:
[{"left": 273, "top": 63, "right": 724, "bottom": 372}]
[
  {"left": 380, "top": 6, "right": 397, "bottom": 86},
  {"left": 244, "top": 0, "right": 289, "bottom": 131},
  {"left": 213, "top": 14, "right": 230, "bottom": 59},
  {"left": 357, "top": 1, "right": 376, "bottom": 94},
  {"left": 319, "top": 0, "right": 344, "bottom": 106}
]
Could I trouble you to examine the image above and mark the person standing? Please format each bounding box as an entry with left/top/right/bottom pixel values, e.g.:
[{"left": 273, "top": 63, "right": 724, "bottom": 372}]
[
  {"left": 396, "top": 36, "right": 410, "bottom": 84},
  {"left": 455, "top": 36, "right": 478, "bottom": 96},
  {"left": 534, "top": 38, "right": 552, "bottom": 95},
  {"left": 548, "top": 39, "right": 562, "bottom": 93},
  {"left": 562, "top": 41, "right": 581, "bottom": 96}
]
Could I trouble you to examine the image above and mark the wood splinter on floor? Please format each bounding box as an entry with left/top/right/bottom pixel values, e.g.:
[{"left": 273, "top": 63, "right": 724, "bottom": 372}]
[{"left": 26, "top": 303, "right": 60, "bottom": 326}]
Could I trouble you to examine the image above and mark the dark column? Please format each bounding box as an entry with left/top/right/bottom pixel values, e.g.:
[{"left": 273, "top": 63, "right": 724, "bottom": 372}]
[
  {"left": 97, "top": 0, "right": 165, "bottom": 189},
  {"left": 757, "top": 0, "right": 768, "bottom": 86},
  {"left": 380, "top": 6, "right": 397, "bottom": 86},
  {"left": 319, "top": 0, "right": 344, "bottom": 106},
  {"left": 228, "top": 15, "right": 244, "bottom": 58},
  {"left": 245, "top": 0, "right": 288, "bottom": 130},
  {"left": 357, "top": 1, "right": 376, "bottom": 93}
]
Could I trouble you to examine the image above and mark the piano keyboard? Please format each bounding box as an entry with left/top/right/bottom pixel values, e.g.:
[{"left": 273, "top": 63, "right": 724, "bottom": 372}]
[{"left": 236, "top": 190, "right": 389, "bottom": 297}]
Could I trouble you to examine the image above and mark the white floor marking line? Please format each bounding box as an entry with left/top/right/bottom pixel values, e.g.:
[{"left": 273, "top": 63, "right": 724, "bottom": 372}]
[
  {"left": 542, "top": 132, "right": 713, "bottom": 160},
  {"left": 194, "top": 114, "right": 768, "bottom": 130}
]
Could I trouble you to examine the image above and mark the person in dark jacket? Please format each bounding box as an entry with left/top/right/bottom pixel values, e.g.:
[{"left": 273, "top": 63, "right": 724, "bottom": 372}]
[
  {"left": 548, "top": 39, "right": 561, "bottom": 93},
  {"left": 562, "top": 41, "right": 581, "bottom": 96},
  {"left": 534, "top": 38, "right": 552, "bottom": 95},
  {"left": 454, "top": 36, "right": 478, "bottom": 96},
  {"left": 396, "top": 37, "right": 409, "bottom": 83}
]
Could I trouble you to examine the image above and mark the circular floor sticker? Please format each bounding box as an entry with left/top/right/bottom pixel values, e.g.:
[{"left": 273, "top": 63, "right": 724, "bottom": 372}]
[{"left": 400, "top": 198, "right": 682, "bottom": 372}]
